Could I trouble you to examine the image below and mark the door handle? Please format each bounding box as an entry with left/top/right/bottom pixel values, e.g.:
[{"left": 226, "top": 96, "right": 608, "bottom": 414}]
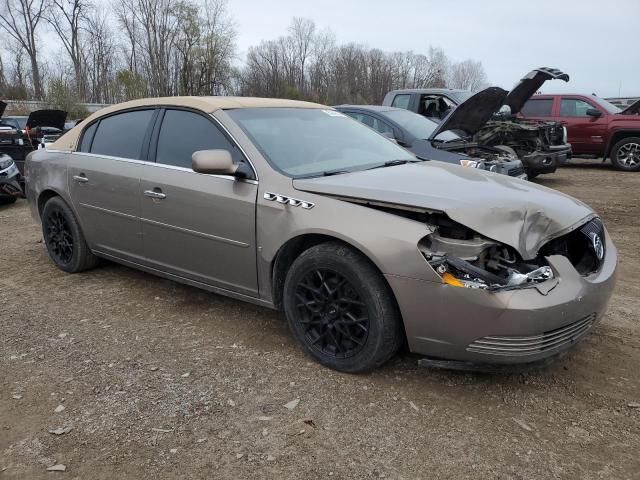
[
  {"left": 73, "top": 174, "right": 89, "bottom": 183},
  {"left": 144, "top": 189, "right": 166, "bottom": 199}
]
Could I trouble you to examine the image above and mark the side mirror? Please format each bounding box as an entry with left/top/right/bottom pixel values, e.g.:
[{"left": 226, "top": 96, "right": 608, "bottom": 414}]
[
  {"left": 586, "top": 108, "right": 602, "bottom": 118},
  {"left": 192, "top": 150, "right": 238, "bottom": 176}
]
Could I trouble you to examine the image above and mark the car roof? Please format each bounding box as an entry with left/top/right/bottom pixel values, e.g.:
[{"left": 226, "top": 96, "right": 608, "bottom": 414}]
[
  {"left": 51, "top": 96, "right": 328, "bottom": 151},
  {"left": 336, "top": 105, "right": 402, "bottom": 113},
  {"left": 387, "top": 88, "right": 469, "bottom": 95}
]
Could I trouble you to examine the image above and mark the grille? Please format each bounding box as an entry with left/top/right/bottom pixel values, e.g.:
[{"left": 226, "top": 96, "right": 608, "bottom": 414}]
[
  {"left": 508, "top": 166, "right": 526, "bottom": 177},
  {"left": 466, "top": 313, "right": 596, "bottom": 356}
]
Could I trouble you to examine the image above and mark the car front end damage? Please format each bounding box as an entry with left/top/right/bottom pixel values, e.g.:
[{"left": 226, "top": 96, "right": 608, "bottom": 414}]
[
  {"left": 293, "top": 160, "right": 617, "bottom": 368},
  {"left": 387, "top": 210, "right": 616, "bottom": 365},
  {"left": 474, "top": 118, "right": 572, "bottom": 176},
  {"left": 0, "top": 153, "right": 25, "bottom": 198}
]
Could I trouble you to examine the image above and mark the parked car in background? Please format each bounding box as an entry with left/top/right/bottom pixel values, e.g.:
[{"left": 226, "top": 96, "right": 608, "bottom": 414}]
[
  {"left": 0, "top": 153, "right": 24, "bottom": 203},
  {"left": 521, "top": 94, "right": 640, "bottom": 171},
  {"left": 0, "top": 107, "right": 67, "bottom": 173},
  {"left": 27, "top": 96, "right": 616, "bottom": 372},
  {"left": 335, "top": 105, "right": 527, "bottom": 179},
  {"left": 383, "top": 68, "right": 573, "bottom": 178}
]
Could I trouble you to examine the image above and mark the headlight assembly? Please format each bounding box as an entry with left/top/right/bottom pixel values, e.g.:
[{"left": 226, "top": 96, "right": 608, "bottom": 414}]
[
  {"left": 0, "top": 156, "right": 15, "bottom": 171},
  {"left": 459, "top": 159, "right": 485, "bottom": 169}
]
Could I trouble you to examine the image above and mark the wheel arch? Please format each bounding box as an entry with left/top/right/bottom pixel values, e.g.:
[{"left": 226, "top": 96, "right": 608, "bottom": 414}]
[
  {"left": 270, "top": 233, "right": 401, "bottom": 318},
  {"left": 37, "top": 188, "right": 64, "bottom": 218},
  {"left": 605, "top": 130, "right": 640, "bottom": 158}
]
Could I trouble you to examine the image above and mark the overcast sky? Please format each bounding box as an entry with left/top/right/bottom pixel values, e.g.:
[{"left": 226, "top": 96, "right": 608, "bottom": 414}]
[{"left": 227, "top": 0, "right": 639, "bottom": 97}]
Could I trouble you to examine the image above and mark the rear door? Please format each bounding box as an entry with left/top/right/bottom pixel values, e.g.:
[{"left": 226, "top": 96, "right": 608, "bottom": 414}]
[
  {"left": 139, "top": 108, "right": 259, "bottom": 296},
  {"left": 556, "top": 97, "right": 608, "bottom": 154},
  {"left": 520, "top": 97, "right": 555, "bottom": 120},
  {"left": 68, "top": 109, "right": 156, "bottom": 262}
]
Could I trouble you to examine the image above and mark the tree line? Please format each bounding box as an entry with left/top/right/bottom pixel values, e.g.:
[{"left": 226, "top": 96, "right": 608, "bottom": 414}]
[{"left": 0, "top": 0, "right": 488, "bottom": 116}]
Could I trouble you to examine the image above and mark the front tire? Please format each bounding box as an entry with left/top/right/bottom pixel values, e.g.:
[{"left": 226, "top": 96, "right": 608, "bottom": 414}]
[
  {"left": 611, "top": 137, "right": 640, "bottom": 171},
  {"left": 42, "top": 196, "right": 99, "bottom": 273},
  {"left": 283, "top": 242, "right": 403, "bottom": 373}
]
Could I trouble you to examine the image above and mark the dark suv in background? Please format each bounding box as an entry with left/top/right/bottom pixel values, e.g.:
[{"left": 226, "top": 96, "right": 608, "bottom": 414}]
[
  {"left": 521, "top": 94, "right": 640, "bottom": 171},
  {"left": 383, "top": 68, "right": 573, "bottom": 178}
]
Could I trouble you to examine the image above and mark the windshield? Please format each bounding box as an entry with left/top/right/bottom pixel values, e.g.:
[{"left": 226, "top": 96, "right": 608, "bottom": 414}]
[
  {"left": 383, "top": 109, "right": 460, "bottom": 141},
  {"left": 595, "top": 97, "right": 622, "bottom": 114},
  {"left": 227, "top": 108, "right": 415, "bottom": 177},
  {"left": 6, "top": 117, "right": 27, "bottom": 129}
]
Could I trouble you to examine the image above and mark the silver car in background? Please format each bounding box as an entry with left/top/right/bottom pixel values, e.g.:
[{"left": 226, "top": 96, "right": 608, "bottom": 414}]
[{"left": 26, "top": 97, "right": 617, "bottom": 372}]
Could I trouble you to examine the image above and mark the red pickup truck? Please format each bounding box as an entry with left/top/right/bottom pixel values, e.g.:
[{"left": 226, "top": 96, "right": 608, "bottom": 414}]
[{"left": 521, "top": 94, "right": 640, "bottom": 171}]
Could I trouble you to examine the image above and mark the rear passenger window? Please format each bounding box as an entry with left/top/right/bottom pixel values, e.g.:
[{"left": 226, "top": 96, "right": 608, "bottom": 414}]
[
  {"left": 155, "top": 109, "right": 246, "bottom": 169},
  {"left": 521, "top": 99, "right": 553, "bottom": 117},
  {"left": 78, "top": 122, "right": 97, "bottom": 152},
  {"left": 391, "top": 94, "right": 411, "bottom": 110},
  {"left": 90, "top": 109, "right": 155, "bottom": 159}
]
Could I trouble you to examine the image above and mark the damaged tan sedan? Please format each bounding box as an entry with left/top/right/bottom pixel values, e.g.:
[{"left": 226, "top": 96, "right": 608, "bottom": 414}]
[{"left": 26, "top": 97, "right": 617, "bottom": 372}]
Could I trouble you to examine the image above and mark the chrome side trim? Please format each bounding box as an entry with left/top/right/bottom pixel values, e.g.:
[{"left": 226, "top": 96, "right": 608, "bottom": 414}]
[
  {"left": 70, "top": 151, "right": 258, "bottom": 185},
  {"left": 140, "top": 217, "right": 249, "bottom": 248},
  {"left": 263, "top": 192, "right": 314, "bottom": 209},
  {"left": 79, "top": 202, "right": 137, "bottom": 220}
]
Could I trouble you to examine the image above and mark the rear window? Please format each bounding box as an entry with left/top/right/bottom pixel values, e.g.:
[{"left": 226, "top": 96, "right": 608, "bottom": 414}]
[
  {"left": 90, "top": 110, "right": 155, "bottom": 159},
  {"left": 521, "top": 98, "right": 553, "bottom": 117},
  {"left": 391, "top": 94, "right": 411, "bottom": 110}
]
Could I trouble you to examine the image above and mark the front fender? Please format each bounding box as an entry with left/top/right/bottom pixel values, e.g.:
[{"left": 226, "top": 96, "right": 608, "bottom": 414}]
[{"left": 256, "top": 188, "right": 442, "bottom": 302}]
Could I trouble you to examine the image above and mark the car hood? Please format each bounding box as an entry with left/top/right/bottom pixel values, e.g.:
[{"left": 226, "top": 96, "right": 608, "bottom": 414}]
[
  {"left": 0, "top": 100, "right": 6, "bottom": 118},
  {"left": 620, "top": 98, "right": 640, "bottom": 115},
  {"left": 429, "top": 87, "right": 507, "bottom": 138},
  {"left": 506, "top": 68, "right": 570, "bottom": 114},
  {"left": 26, "top": 109, "right": 67, "bottom": 130},
  {"left": 293, "top": 161, "right": 594, "bottom": 260}
]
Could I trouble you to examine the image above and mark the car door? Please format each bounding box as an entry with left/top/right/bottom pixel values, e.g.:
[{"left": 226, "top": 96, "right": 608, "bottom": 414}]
[
  {"left": 139, "top": 108, "right": 259, "bottom": 297},
  {"left": 68, "top": 109, "right": 157, "bottom": 263},
  {"left": 556, "top": 97, "right": 608, "bottom": 154}
]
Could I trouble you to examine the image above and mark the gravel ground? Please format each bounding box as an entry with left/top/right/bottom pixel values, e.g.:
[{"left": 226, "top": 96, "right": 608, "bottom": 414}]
[{"left": 1, "top": 159, "right": 639, "bottom": 479}]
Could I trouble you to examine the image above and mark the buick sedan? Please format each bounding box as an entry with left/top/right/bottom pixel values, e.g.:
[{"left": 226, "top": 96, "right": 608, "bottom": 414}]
[{"left": 26, "top": 97, "right": 617, "bottom": 372}]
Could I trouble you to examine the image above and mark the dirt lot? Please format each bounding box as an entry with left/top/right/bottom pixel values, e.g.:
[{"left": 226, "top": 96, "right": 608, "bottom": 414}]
[{"left": 1, "top": 160, "right": 639, "bottom": 479}]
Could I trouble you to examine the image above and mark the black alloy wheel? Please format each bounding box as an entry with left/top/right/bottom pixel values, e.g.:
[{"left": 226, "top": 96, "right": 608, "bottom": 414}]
[
  {"left": 283, "top": 241, "right": 403, "bottom": 373},
  {"left": 44, "top": 208, "right": 74, "bottom": 265},
  {"left": 294, "top": 268, "right": 370, "bottom": 359},
  {"left": 41, "top": 196, "right": 99, "bottom": 273}
]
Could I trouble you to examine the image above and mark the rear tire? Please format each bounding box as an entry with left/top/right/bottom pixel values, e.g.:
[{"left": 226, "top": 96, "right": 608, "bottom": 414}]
[
  {"left": 283, "top": 241, "right": 403, "bottom": 373},
  {"left": 610, "top": 137, "right": 640, "bottom": 171},
  {"left": 42, "top": 196, "right": 99, "bottom": 273}
]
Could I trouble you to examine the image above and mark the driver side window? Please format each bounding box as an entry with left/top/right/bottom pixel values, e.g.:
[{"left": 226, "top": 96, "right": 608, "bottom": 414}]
[
  {"left": 154, "top": 109, "right": 249, "bottom": 173},
  {"left": 560, "top": 99, "right": 597, "bottom": 117}
]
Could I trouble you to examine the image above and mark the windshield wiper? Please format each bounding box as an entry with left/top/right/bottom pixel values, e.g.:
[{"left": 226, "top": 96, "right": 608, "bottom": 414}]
[
  {"left": 322, "top": 169, "right": 351, "bottom": 176},
  {"left": 366, "top": 159, "right": 420, "bottom": 170}
]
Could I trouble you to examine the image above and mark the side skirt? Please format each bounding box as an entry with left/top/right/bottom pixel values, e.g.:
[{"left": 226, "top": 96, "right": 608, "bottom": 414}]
[{"left": 93, "top": 250, "right": 276, "bottom": 310}]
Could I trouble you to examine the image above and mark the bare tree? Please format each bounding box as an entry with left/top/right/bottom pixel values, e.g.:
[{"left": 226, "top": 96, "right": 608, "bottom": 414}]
[
  {"left": 448, "top": 59, "right": 488, "bottom": 91},
  {"left": 85, "top": 8, "right": 118, "bottom": 102},
  {"left": 46, "top": 0, "right": 90, "bottom": 99},
  {"left": 288, "top": 17, "right": 314, "bottom": 95},
  {"left": 0, "top": 0, "right": 48, "bottom": 98}
]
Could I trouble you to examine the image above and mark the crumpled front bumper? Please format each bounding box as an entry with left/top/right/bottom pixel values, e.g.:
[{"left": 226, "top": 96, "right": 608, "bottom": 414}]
[
  {"left": 522, "top": 144, "right": 572, "bottom": 175},
  {"left": 386, "top": 230, "right": 617, "bottom": 365}
]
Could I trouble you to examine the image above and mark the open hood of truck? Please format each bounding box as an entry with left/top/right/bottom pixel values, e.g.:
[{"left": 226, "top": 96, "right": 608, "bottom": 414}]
[
  {"left": 26, "top": 109, "right": 67, "bottom": 131},
  {"left": 293, "top": 161, "right": 594, "bottom": 260},
  {"left": 506, "top": 68, "right": 570, "bottom": 114},
  {"left": 621, "top": 98, "right": 640, "bottom": 115},
  {"left": 429, "top": 87, "right": 507, "bottom": 139}
]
